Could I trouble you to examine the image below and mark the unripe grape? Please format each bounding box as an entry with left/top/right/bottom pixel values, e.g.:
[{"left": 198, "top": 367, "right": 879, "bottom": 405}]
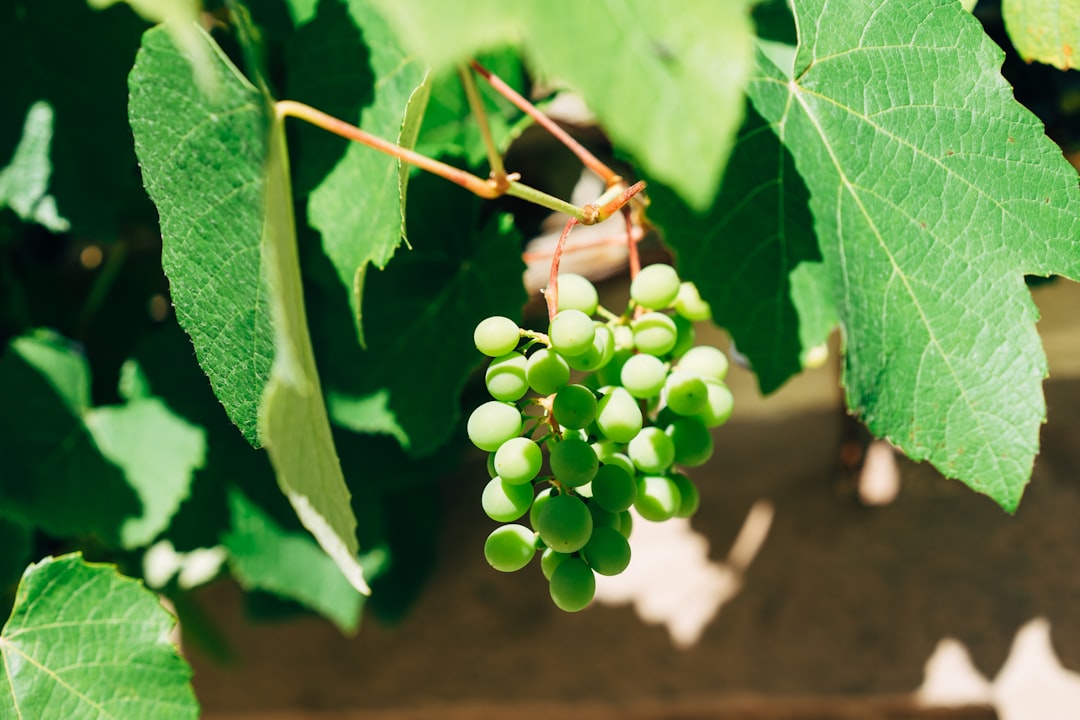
[
  {"left": 635, "top": 474, "right": 682, "bottom": 522},
  {"left": 666, "top": 416, "right": 714, "bottom": 467},
  {"left": 628, "top": 426, "right": 676, "bottom": 474},
  {"left": 632, "top": 312, "right": 678, "bottom": 356},
  {"left": 587, "top": 500, "right": 619, "bottom": 529},
  {"left": 673, "top": 281, "right": 711, "bottom": 321},
  {"left": 594, "top": 449, "right": 635, "bottom": 478},
  {"left": 555, "top": 273, "right": 599, "bottom": 316},
  {"left": 620, "top": 353, "right": 667, "bottom": 398},
  {"left": 529, "top": 487, "right": 553, "bottom": 529},
  {"left": 612, "top": 324, "right": 635, "bottom": 352},
  {"left": 549, "top": 309, "right": 595, "bottom": 357},
  {"left": 482, "top": 477, "right": 534, "bottom": 522},
  {"left": 549, "top": 436, "right": 599, "bottom": 487},
  {"left": 552, "top": 384, "right": 598, "bottom": 430},
  {"left": 582, "top": 526, "right": 631, "bottom": 575},
  {"left": 670, "top": 315, "right": 695, "bottom": 358},
  {"left": 537, "top": 493, "right": 593, "bottom": 553},
  {"left": 677, "top": 346, "right": 729, "bottom": 382},
  {"left": 541, "top": 548, "right": 570, "bottom": 580},
  {"left": 549, "top": 557, "right": 595, "bottom": 612},
  {"left": 630, "top": 263, "right": 680, "bottom": 310},
  {"left": 526, "top": 348, "right": 570, "bottom": 396},
  {"left": 596, "top": 386, "right": 643, "bottom": 443},
  {"left": 467, "top": 401, "right": 522, "bottom": 452},
  {"left": 617, "top": 509, "right": 634, "bottom": 538},
  {"left": 671, "top": 472, "right": 700, "bottom": 517},
  {"left": 567, "top": 324, "right": 614, "bottom": 372},
  {"left": 494, "top": 437, "right": 542, "bottom": 485},
  {"left": 484, "top": 524, "right": 536, "bottom": 572},
  {"left": 591, "top": 463, "right": 637, "bottom": 512},
  {"left": 485, "top": 352, "right": 529, "bottom": 401},
  {"left": 664, "top": 371, "right": 708, "bottom": 416},
  {"left": 474, "top": 316, "right": 520, "bottom": 357},
  {"left": 697, "top": 381, "right": 734, "bottom": 428}
]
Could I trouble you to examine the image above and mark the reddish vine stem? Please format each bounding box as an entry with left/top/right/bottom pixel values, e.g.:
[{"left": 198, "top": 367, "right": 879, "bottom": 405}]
[
  {"left": 469, "top": 60, "right": 622, "bottom": 187},
  {"left": 546, "top": 217, "right": 580, "bottom": 321},
  {"left": 624, "top": 206, "right": 641, "bottom": 279}
]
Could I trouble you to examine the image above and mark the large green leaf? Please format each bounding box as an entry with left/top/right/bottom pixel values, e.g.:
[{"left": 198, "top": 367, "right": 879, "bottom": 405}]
[
  {"left": 1003, "top": 0, "right": 1080, "bottom": 70},
  {"left": 747, "top": 0, "right": 1080, "bottom": 510},
  {"left": 0, "top": 554, "right": 198, "bottom": 719},
  {"left": 130, "top": 26, "right": 369, "bottom": 593},
  {"left": 290, "top": 0, "right": 429, "bottom": 344},
  {"left": 652, "top": 101, "right": 835, "bottom": 393},
  {"left": 0, "top": 330, "right": 203, "bottom": 548},
  {"left": 371, "top": 0, "right": 756, "bottom": 210}
]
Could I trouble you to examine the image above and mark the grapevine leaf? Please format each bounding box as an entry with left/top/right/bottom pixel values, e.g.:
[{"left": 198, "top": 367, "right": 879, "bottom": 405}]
[
  {"left": 129, "top": 24, "right": 272, "bottom": 445},
  {"left": 0, "top": 330, "right": 201, "bottom": 548},
  {"left": 748, "top": 0, "right": 1080, "bottom": 510},
  {"left": 652, "top": 101, "right": 836, "bottom": 393},
  {"left": 1003, "top": 0, "right": 1080, "bottom": 70},
  {"left": 370, "top": 0, "right": 756, "bottom": 210},
  {"left": 0, "top": 102, "right": 68, "bottom": 232},
  {"left": 130, "top": 26, "right": 369, "bottom": 593},
  {"left": 319, "top": 172, "right": 526, "bottom": 457},
  {"left": 0, "top": 0, "right": 147, "bottom": 236},
  {"left": 292, "top": 0, "right": 429, "bottom": 344},
  {"left": 0, "top": 554, "right": 198, "bottom": 719},
  {"left": 222, "top": 490, "right": 365, "bottom": 634}
]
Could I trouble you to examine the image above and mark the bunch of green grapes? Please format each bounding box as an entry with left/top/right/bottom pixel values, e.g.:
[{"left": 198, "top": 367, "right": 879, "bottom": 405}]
[{"left": 469, "top": 263, "right": 733, "bottom": 612}]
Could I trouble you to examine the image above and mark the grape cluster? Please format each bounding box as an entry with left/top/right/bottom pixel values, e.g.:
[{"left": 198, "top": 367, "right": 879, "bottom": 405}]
[{"left": 469, "top": 264, "right": 733, "bottom": 612}]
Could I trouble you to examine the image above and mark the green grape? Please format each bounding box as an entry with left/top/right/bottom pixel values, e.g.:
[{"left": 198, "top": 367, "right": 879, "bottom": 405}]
[
  {"left": 529, "top": 487, "right": 553, "bottom": 529},
  {"left": 537, "top": 493, "right": 593, "bottom": 552},
  {"left": 552, "top": 384, "right": 598, "bottom": 430},
  {"left": 617, "top": 509, "right": 633, "bottom": 538},
  {"left": 583, "top": 526, "right": 631, "bottom": 576},
  {"left": 482, "top": 477, "right": 534, "bottom": 522},
  {"left": 677, "top": 345, "right": 729, "bottom": 382},
  {"left": 541, "top": 548, "right": 570, "bottom": 580},
  {"left": 673, "top": 281, "right": 712, "bottom": 321},
  {"left": 596, "top": 386, "right": 643, "bottom": 443},
  {"left": 670, "top": 315, "right": 695, "bottom": 358},
  {"left": 526, "top": 348, "right": 570, "bottom": 396},
  {"left": 634, "top": 474, "right": 682, "bottom": 521},
  {"left": 484, "top": 524, "right": 536, "bottom": 572},
  {"left": 587, "top": 500, "right": 619, "bottom": 529},
  {"left": 467, "top": 401, "right": 522, "bottom": 452},
  {"left": 630, "top": 263, "right": 680, "bottom": 310},
  {"left": 632, "top": 312, "right": 678, "bottom": 356},
  {"left": 612, "top": 324, "right": 635, "bottom": 352},
  {"left": 494, "top": 437, "right": 542, "bottom": 485},
  {"left": 697, "top": 380, "right": 735, "bottom": 428},
  {"left": 485, "top": 351, "right": 529, "bottom": 402},
  {"left": 555, "top": 273, "right": 599, "bottom": 316},
  {"left": 620, "top": 353, "right": 667, "bottom": 398},
  {"left": 666, "top": 416, "right": 714, "bottom": 467},
  {"left": 671, "top": 472, "right": 700, "bottom": 517},
  {"left": 665, "top": 371, "right": 708, "bottom": 416},
  {"left": 549, "top": 309, "right": 596, "bottom": 357},
  {"left": 486, "top": 452, "right": 498, "bottom": 478},
  {"left": 591, "top": 463, "right": 637, "bottom": 512},
  {"left": 549, "top": 557, "right": 596, "bottom": 612},
  {"left": 595, "top": 450, "right": 635, "bottom": 479},
  {"left": 628, "top": 426, "right": 676, "bottom": 474},
  {"left": 549, "top": 436, "right": 599, "bottom": 487},
  {"left": 567, "top": 324, "right": 614, "bottom": 372},
  {"left": 474, "top": 316, "right": 520, "bottom": 357}
]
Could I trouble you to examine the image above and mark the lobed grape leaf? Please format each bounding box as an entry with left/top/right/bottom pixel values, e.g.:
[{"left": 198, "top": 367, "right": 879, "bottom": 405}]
[
  {"left": 222, "top": 490, "right": 366, "bottom": 634},
  {"left": 129, "top": 26, "right": 369, "bottom": 593},
  {"left": 0, "top": 554, "right": 198, "bottom": 719},
  {"left": 370, "top": 0, "right": 756, "bottom": 210},
  {"left": 746, "top": 0, "right": 1080, "bottom": 510},
  {"left": 0, "top": 330, "right": 203, "bottom": 548},
  {"left": 290, "top": 0, "right": 429, "bottom": 345},
  {"left": 1002, "top": 0, "right": 1080, "bottom": 70}
]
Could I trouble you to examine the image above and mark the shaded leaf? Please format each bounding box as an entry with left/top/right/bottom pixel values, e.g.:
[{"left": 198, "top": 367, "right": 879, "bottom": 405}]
[
  {"left": 371, "top": 0, "right": 756, "bottom": 210},
  {"left": 0, "top": 554, "right": 198, "bottom": 719},
  {"left": 748, "top": 0, "right": 1080, "bottom": 509},
  {"left": 0, "top": 102, "right": 67, "bottom": 232}
]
